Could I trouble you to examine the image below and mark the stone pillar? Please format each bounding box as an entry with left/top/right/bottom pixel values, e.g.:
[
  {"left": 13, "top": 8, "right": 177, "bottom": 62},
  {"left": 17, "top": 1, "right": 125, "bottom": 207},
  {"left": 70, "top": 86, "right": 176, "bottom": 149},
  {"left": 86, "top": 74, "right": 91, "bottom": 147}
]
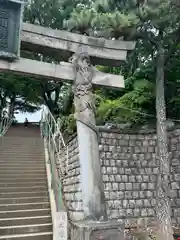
[{"left": 70, "top": 46, "right": 107, "bottom": 220}]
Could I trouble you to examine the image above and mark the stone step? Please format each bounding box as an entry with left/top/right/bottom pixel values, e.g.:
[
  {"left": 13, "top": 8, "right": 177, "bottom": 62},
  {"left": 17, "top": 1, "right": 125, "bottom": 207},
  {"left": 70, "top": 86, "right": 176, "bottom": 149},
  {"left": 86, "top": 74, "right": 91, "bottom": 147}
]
[
  {"left": 0, "top": 223, "right": 52, "bottom": 236},
  {"left": 0, "top": 164, "right": 45, "bottom": 168},
  {"left": 0, "top": 166, "right": 45, "bottom": 170},
  {"left": 0, "top": 178, "right": 47, "bottom": 183},
  {"left": 0, "top": 157, "right": 44, "bottom": 160},
  {"left": 1, "top": 142, "right": 42, "bottom": 144},
  {"left": 0, "top": 146, "right": 42, "bottom": 148},
  {"left": 0, "top": 147, "right": 43, "bottom": 149},
  {"left": 0, "top": 168, "right": 46, "bottom": 174},
  {"left": 0, "top": 155, "right": 43, "bottom": 158},
  {"left": 0, "top": 178, "right": 47, "bottom": 182},
  {"left": 0, "top": 161, "right": 45, "bottom": 165},
  {"left": 0, "top": 191, "right": 49, "bottom": 198},
  {"left": 0, "top": 162, "right": 45, "bottom": 166},
  {"left": 0, "top": 182, "right": 47, "bottom": 188},
  {"left": 1, "top": 150, "right": 44, "bottom": 152},
  {"left": 0, "top": 141, "right": 41, "bottom": 143},
  {"left": 0, "top": 165, "right": 45, "bottom": 169},
  {"left": 0, "top": 142, "right": 42, "bottom": 144},
  {"left": 0, "top": 143, "right": 42, "bottom": 145},
  {"left": 0, "top": 209, "right": 51, "bottom": 218},
  {"left": 0, "top": 145, "right": 42, "bottom": 148},
  {"left": 0, "top": 148, "right": 43, "bottom": 150},
  {"left": 0, "top": 154, "right": 43, "bottom": 156},
  {"left": 0, "top": 154, "right": 44, "bottom": 157},
  {"left": 0, "top": 142, "right": 42, "bottom": 145},
  {"left": 0, "top": 128, "right": 52, "bottom": 240},
  {"left": 2, "top": 138, "right": 41, "bottom": 140},
  {"left": 0, "top": 197, "right": 49, "bottom": 205},
  {"left": 0, "top": 187, "right": 48, "bottom": 193},
  {"left": 0, "top": 232, "right": 52, "bottom": 240},
  {"left": 0, "top": 173, "right": 47, "bottom": 178},
  {"left": 0, "top": 216, "right": 52, "bottom": 227},
  {"left": 0, "top": 158, "right": 44, "bottom": 161},
  {"left": 1, "top": 139, "right": 41, "bottom": 142},
  {"left": 0, "top": 151, "right": 43, "bottom": 153},
  {"left": 0, "top": 202, "right": 50, "bottom": 211},
  {"left": 0, "top": 171, "right": 46, "bottom": 177}
]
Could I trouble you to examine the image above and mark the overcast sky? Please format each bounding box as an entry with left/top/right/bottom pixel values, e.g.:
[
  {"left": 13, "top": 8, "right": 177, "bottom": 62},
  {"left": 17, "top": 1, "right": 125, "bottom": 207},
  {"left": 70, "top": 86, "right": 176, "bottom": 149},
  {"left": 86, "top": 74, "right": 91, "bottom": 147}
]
[{"left": 15, "top": 110, "right": 41, "bottom": 123}]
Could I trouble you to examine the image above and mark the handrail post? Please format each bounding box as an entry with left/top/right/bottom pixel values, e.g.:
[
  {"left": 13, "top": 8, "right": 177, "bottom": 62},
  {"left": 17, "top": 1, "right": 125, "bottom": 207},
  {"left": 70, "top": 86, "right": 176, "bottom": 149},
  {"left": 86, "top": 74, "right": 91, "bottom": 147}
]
[{"left": 0, "top": 115, "right": 13, "bottom": 138}]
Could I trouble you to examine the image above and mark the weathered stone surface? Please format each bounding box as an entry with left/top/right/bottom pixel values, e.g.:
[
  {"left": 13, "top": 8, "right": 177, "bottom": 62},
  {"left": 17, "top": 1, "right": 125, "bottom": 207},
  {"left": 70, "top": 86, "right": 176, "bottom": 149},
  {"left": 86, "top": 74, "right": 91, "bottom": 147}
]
[
  {"left": 64, "top": 128, "right": 180, "bottom": 225},
  {"left": 0, "top": 58, "right": 124, "bottom": 89},
  {"left": 0, "top": 0, "right": 24, "bottom": 60},
  {"left": 60, "top": 136, "right": 83, "bottom": 221},
  {"left": 70, "top": 220, "right": 124, "bottom": 240},
  {"left": 21, "top": 22, "right": 135, "bottom": 66}
]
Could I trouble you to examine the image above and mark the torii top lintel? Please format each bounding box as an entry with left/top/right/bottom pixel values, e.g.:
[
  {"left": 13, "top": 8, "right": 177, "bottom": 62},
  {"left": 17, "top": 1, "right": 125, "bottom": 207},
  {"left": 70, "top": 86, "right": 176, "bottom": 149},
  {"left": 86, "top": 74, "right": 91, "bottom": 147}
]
[{"left": 21, "top": 23, "right": 135, "bottom": 66}]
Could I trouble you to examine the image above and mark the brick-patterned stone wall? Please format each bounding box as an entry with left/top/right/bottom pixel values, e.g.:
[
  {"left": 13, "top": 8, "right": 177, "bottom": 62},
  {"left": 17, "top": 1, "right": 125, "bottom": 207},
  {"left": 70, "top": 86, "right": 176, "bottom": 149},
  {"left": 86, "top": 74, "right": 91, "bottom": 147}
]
[
  {"left": 60, "top": 137, "right": 84, "bottom": 221},
  {"left": 169, "top": 129, "right": 180, "bottom": 225},
  {"left": 63, "top": 128, "right": 180, "bottom": 224},
  {"left": 99, "top": 131, "right": 158, "bottom": 224}
]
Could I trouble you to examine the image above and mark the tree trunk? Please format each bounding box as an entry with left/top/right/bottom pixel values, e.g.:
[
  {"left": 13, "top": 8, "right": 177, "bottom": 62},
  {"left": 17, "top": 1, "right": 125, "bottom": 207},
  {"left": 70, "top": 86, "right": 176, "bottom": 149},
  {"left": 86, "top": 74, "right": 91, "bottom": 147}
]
[
  {"left": 155, "top": 33, "right": 173, "bottom": 240},
  {"left": 8, "top": 94, "right": 16, "bottom": 118}
]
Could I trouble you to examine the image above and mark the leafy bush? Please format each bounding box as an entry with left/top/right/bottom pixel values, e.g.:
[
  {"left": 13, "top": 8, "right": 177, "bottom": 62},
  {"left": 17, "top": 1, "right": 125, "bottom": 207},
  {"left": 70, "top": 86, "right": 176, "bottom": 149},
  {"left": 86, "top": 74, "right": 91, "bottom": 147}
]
[{"left": 96, "top": 79, "right": 155, "bottom": 125}]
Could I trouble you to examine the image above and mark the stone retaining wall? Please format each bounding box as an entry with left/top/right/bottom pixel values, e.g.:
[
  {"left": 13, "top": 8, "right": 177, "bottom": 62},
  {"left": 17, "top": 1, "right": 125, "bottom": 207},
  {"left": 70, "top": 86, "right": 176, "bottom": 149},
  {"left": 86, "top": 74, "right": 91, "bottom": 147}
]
[
  {"left": 60, "top": 137, "right": 84, "bottom": 221},
  {"left": 99, "top": 131, "right": 157, "bottom": 224},
  {"left": 62, "top": 128, "right": 180, "bottom": 224},
  {"left": 169, "top": 129, "right": 180, "bottom": 224}
]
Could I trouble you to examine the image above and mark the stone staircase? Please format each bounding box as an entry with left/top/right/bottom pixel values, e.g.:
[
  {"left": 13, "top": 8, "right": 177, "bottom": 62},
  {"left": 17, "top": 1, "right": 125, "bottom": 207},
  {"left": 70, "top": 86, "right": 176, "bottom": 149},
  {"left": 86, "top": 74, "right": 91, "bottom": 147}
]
[{"left": 0, "top": 124, "right": 52, "bottom": 240}]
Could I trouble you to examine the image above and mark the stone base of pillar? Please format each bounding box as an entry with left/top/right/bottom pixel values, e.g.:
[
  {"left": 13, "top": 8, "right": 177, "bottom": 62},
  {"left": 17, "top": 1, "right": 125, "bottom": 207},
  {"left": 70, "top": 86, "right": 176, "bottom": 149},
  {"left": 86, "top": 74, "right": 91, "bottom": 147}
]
[{"left": 70, "top": 220, "right": 124, "bottom": 240}]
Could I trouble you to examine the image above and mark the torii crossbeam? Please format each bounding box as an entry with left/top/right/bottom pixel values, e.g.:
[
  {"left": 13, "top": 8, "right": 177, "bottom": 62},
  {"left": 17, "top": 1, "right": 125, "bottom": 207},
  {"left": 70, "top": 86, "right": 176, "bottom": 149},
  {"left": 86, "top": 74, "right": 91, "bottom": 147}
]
[
  {"left": 0, "top": 58, "right": 124, "bottom": 88},
  {"left": 21, "top": 22, "right": 135, "bottom": 66}
]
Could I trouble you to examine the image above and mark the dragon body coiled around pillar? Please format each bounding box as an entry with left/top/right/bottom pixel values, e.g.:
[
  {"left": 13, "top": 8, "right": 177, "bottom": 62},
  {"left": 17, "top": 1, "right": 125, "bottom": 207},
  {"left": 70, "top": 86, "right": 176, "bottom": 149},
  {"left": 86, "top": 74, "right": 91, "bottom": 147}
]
[{"left": 69, "top": 47, "right": 98, "bottom": 135}]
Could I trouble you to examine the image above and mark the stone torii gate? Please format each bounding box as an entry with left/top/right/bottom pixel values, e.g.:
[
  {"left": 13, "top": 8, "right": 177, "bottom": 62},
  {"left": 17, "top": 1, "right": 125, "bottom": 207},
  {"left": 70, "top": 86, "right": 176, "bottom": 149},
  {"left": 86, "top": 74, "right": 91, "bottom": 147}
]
[{"left": 0, "top": 1, "right": 135, "bottom": 239}]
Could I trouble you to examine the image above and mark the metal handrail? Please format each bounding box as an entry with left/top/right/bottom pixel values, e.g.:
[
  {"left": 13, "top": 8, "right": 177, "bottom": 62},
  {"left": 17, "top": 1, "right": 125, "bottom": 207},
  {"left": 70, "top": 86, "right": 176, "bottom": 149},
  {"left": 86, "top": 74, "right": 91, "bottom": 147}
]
[
  {"left": 40, "top": 105, "right": 68, "bottom": 212},
  {"left": 0, "top": 115, "right": 13, "bottom": 137}
]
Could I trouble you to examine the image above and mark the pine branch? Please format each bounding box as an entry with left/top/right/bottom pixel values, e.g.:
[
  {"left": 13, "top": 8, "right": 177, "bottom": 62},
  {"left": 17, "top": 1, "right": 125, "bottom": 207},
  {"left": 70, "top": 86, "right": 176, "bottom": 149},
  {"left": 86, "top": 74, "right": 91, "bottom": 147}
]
[
  {"left": 164, "top": 27, "right": 180, "bottom": 65},
  {"left": 135, "top": 30, "right": 157, "bottom": 46}
]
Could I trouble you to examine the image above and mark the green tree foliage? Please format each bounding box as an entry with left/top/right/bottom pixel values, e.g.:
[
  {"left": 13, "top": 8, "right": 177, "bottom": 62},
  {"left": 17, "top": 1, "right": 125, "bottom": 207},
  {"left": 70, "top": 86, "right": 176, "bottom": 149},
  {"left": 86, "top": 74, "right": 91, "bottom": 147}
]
[
  {"left": 0, "top": 73, "right": 41, "bottom": 119},
  {"left": 24, "top": 0, "right": 92, "bottom": 28},
  {"left": 96, "top": 79, "right": 155, "bottom": 125},
  {"left": 39, "top": 0, "right": 179, "bottom": 135}
]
